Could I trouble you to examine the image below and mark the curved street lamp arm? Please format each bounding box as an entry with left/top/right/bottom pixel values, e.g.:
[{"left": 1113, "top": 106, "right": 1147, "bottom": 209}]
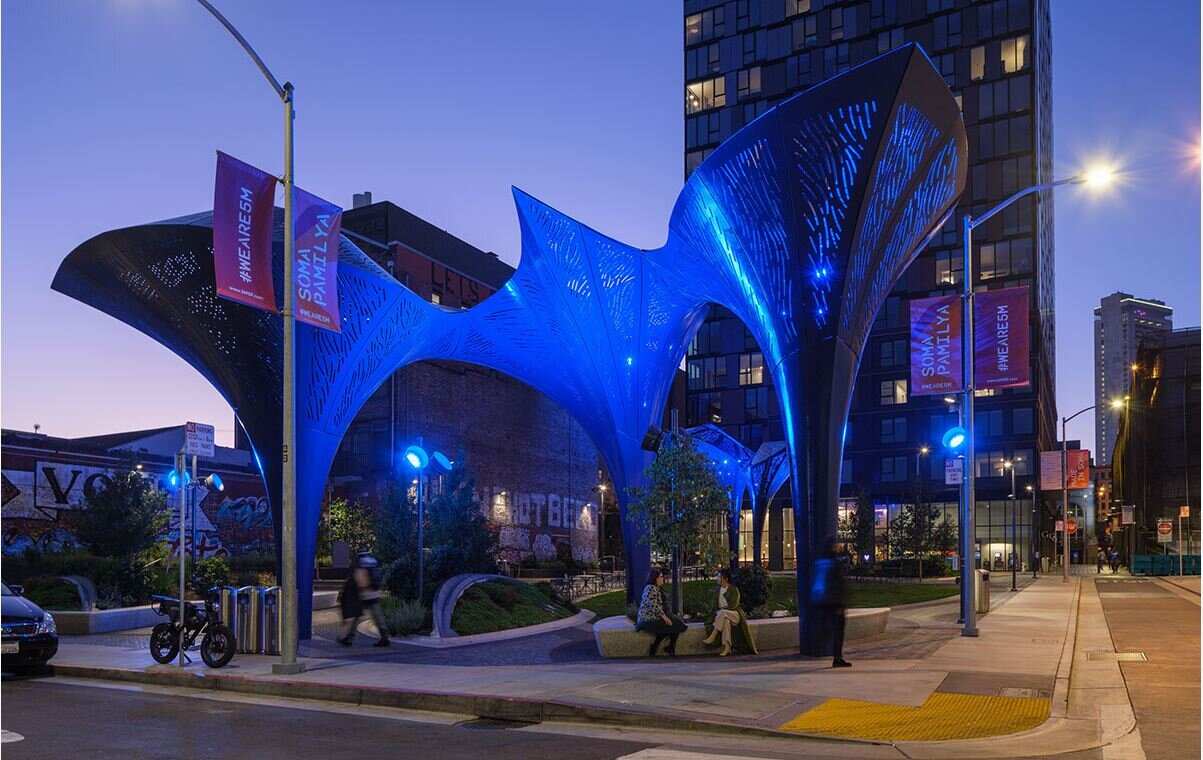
[
  {"left": 195, "top": 0, "right": 286, "bottom": 101},
  {"left": 1063, "top": 403, "right": 1097, "bottom": 425},
  {"left": 968, "top": 177, "right": 1082, "bottom": 230}
]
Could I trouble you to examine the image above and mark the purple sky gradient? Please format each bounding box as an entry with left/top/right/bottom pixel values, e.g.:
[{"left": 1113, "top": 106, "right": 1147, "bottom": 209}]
[{"left": 2, "top": 1, "right": 1198, "bottom": 449}]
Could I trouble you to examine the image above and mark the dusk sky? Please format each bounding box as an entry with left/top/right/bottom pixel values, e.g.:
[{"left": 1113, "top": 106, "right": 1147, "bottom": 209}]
[{"left": 2, "top": 1, "right": 1198, "bottom": 449}]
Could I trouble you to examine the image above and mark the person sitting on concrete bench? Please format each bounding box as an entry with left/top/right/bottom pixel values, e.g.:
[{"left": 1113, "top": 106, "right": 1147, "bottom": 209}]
[
  {"left": 635, "top": 567, "right": 686, "bottom": 657},
  {"left": 702, "top": 568, "right": 758, "bottom": 656}
]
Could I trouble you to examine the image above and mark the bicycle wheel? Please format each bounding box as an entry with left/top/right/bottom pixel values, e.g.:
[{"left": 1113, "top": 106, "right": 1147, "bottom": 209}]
[
  {"left": 149, "top": 622, "right": 179, "bottom": 664},
  {"left": 201, "top": 624, "right": 236, "bottom": 668}
]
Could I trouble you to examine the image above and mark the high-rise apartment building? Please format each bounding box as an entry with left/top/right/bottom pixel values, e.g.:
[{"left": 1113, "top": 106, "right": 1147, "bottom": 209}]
[
  {"left": 683, "top": 0, "right": 1055, "bottom": 569},
  {"left": 1093, "top": 292, "right": 1173, "bottom": 465}
]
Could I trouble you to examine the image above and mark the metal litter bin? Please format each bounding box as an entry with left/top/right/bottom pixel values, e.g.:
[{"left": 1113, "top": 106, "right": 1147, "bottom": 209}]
[
  {"left": 975, "top": 569, "right": 990, "bottom": 614},
  {"left": 213, "top": 586, "right": 239, "bottom": 644},
  {"left": 261, "top": 586, "right": 282, "bottom": 655},
  {"left": 236, "top": 586, "right": 261, "bottom": 653}
]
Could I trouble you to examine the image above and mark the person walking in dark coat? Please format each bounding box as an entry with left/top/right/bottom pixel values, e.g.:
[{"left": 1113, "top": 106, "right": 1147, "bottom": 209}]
[
  {"left": 811, "top": 540, "right": 851, "bottom": 668},
  {"left": 338, "top": 553, "right": 390, "bottom": 647},
  {"left": 635, "top": 568, "right": 686, "bottom": 657}
]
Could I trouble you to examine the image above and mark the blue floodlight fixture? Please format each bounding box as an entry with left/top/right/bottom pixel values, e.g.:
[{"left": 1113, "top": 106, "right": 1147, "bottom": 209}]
[
  {"left": 942, "top": 426, "right": 968, "bottom": 452},
  {"left": 203, "top": 473, "right": 225, "bottom": 492},
  {"left": 51, "top": 44, "right": 965, "bottom": 647},
  {"left": 403, "top": 445, "right": 429, "bottom": 471},
  {"left": 431, "top": 451, "right": 453, "bottom": 472}
]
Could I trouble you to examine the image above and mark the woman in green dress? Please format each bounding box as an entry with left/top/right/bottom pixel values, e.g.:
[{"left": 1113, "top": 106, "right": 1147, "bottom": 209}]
[{"left": 702, "top": 568, "right": 758, "bottom": 656}]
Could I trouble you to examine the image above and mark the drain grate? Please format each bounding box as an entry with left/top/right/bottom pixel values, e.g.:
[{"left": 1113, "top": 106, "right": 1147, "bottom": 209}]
[{"left": 1086, "top": 650, "right": 1148, "bottom": 662}]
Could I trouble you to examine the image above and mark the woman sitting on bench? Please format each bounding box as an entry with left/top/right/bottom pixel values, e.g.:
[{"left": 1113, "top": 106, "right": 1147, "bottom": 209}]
[
  {"left": 702, "top": 568, "right": 758, "bottom": 656},
  {"left": 635, "top": 567, "right": 686, "bottom": 657}
]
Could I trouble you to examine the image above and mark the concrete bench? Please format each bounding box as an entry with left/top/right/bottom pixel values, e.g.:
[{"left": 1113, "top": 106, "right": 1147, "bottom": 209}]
[{"left": 592, "top": 608, "right": 890, "bottom": 658}]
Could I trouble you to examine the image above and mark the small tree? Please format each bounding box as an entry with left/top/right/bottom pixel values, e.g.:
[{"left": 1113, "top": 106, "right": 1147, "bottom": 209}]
[
  {"left": 423, "top": 465, "right": 498, "bottom": 601},
  {"left": 74, "top": 470, "right": 167, "bottom": 560},
  {"left": 325, "top": 497, "right": 377, "bottom": 553},
  {"left": 627, "top": 434, "right": 731, "bottom": 611},
  {"left": 889, "top": 502, "right": 955, "bottom": 579},
  {"left": 854, "top": 491, "right": 877, "bottom": 565}
]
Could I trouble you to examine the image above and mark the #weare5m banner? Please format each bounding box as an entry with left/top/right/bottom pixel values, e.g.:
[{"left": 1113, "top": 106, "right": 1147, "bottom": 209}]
[
  {"left": 292, "top": 187, "right": 342, "bottom": 332},
  {"left": 1039, "top": 448, "right": 1091, "bottom": 491},
  {"left": 974, "top": 286, "right": 1030, "bottom": 390},
  {"left": 910, "top": 294, "right": 962, "bottom": 396},
  {"left": 213, "top": 151, "right": 278, "bottom": 311}
]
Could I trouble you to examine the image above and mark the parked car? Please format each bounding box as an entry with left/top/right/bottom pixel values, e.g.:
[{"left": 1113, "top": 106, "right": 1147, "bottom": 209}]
[{"left": 2, "top": 581, "right": 58, "bottom": 670}]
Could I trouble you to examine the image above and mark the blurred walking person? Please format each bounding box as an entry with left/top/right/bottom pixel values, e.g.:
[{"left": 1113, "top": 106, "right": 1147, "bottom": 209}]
[
  {"left": 811, "top": 540, "right": 851, "bottom": 668},
  {"left": 338, "top": 552, "right": 390, "bottom": 647}
]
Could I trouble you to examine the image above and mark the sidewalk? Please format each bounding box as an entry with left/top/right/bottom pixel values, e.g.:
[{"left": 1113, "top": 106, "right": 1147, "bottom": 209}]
[{"left": 45, "top": 576, "right": 1139, "bottom": 755}]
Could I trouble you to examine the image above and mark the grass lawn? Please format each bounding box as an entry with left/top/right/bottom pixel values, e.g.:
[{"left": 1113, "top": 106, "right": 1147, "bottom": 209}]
[
  {"left": 451, "top": 581, "right": 577, "bottom": 635},
  {"left": 577, "top": 576, "right": 958, "bottom": 620}
]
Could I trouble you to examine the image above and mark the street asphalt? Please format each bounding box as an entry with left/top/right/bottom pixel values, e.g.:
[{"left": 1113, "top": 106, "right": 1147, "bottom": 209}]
[{"left": 0, "top": 679, "right": 654, "bottom": 760}]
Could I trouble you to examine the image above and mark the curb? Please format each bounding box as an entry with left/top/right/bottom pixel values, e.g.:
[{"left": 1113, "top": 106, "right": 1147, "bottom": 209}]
[{"left": 48, "top": 662, "right": 877, "bottom": 746}]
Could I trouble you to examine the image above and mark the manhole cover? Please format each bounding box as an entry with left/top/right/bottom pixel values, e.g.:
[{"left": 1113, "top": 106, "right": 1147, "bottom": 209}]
[{"left": 1086, "top": 650, "right": 1147, "bottom": 662}]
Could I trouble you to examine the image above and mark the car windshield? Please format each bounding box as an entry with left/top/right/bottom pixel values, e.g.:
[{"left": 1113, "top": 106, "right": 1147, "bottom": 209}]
[{"left": 1, "top": 582, "right": 12, "bottom": 596}]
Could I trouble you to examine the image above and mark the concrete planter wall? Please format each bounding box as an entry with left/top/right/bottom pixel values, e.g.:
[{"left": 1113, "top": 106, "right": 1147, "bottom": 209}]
[
  {"left": 592, "top": 607, "right": 890, "bottom": 658},
  {"left": 53, "top": 604, "right": 161, "bottom": 636}
]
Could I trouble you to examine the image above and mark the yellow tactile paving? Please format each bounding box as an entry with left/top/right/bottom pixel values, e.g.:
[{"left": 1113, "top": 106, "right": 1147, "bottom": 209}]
[{"left": 779, "top": 691, "right": 1051, "bottom": 741}]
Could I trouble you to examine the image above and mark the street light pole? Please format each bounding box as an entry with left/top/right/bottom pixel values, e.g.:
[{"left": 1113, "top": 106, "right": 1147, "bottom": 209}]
[
  {"left": 193, "top": 0, "right": 302, "bottom": 675},
  {"left": 959, "top": 171, "right": 1113, "bottom": 614},
  {"left": 1005, "top": 459, "right": 1018, "bottom": 591}
]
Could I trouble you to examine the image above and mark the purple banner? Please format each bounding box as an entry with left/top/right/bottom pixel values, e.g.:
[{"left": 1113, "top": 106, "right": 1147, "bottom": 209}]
[
  {"left": 292, "top": 186, "right": 342, "bottom": 332},
  {"left": 909, "top": 294, "right": 962, "bottom": 396},
  {"left": 213, "top": 152, "right": 278, "bottom": 311},
  {"left": 974, "top": 286, "right": 1030, "bottom": 390}
]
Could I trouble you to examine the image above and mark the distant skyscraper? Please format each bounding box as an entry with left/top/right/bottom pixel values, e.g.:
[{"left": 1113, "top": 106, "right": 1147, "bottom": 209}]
[
  {"left": 683, "top": 0, "right": 1055, "bottom": 569},
  {"left": 1093, "top": 292, "right": 1173, "bottom": 465}
]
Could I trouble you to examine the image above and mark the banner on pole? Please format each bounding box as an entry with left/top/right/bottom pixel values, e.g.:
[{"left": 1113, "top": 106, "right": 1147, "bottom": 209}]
[
  {"left": 292, "top": 186, "right": 342, "bottom": 332},
  {"left": 974, "top": 286, "right": 1030, "bottom": 390},
  {"left": 910, "top": 294, "right": 963, "bottom": 396},
  {"left": 1039, "top": 449, "right": 1090, "bottom": 491},
  {"left": 213, "top": 151, "right": 278, "bottom": 311},
  {"left": 1121, "top": 505, "right": 1135, "bottom": 525}
]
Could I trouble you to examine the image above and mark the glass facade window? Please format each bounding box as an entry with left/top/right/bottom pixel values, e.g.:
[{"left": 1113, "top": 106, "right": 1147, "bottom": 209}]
[
  {"left": 1000, "top": 35, "right": 1030, "bottom": 73},
  {"left": 880, "top": 455, "right": 909, "bottom": 482},
  {"left": 970, "top": 46, "right": 985, "bottom": 80},
  {"left": 975, "top": 449, "right": 1008, "bottom": 478},
  {"left": 931, "top": 12, "right": 961, "bottom": 49},
  {"left": 738, "top": 509, "right": 768, "bottom": 564},
  {"left": 737, "top": 66, "right": 762, "bottom": 99},
  {"left": 685, "top": 42, "right": 721, "bottom": 80},
  {"left": 877, "top": 27, "right": 904, "bottom": 53},
  {"left": 689, "top": 319, "right": 722, "bottom": 355},
  {"left": 688, "top": 391, "right": 723, "bottom": 425},
  {"left": 977, "top": 408, "right": 1004, "bottom": 436},
  {"left": 688, "top": 356, "right": 727, "bottom": 389},
  {"left": 686, "top": 76, "right": 726, "bottom": 114},
  {"left": 685, "top": 7, "right": 726, "bottom": 45},
  {"left": 830, "top": 7, "right": 844, "bottom": 40},
  {"left": 1013, "top": 407, "right": 1034, "bottom": 434},
  {"left": 880, "top": 378, "right": 908, "bottom": 406},
  {"left": 841, "top": 458, "right": 853, "bottom": 483},
  {"left": 880, "top": 416, "right": 908, "bottom": 443},
  {"left": 793, "top": 0, "right": 811, "bottom": 15},
  {"left": 792, "top": 15, "right": 818, "bottom": 48},
  {"left": 745, "top": 386, "right": 769, "bottom": 418},
  {"left": 739, "top": 351, "right": 764, "bottom": 385},
  {"left": 935, "top": 249, "right": 963, "bottom": 286},
  {"left": 879, "top": 338, "right": 907, "bottom": 368},
  {"left": 686, "top": 112, "right": 722, "bottom": 149},
  {"left": 742, "top": 32, "right": 758, "bottom": 64}
]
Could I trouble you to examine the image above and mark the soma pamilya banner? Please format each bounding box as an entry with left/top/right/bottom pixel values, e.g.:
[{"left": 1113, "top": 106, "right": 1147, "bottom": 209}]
[
  {"left": 292, "top": 186, "right": 342, "bottom": 332},
  {"left": 909, "top": 294, "right": 963, "bottom": 396},
  {"left": 212, "top": 151, "right": 278, "bottom": 311}
]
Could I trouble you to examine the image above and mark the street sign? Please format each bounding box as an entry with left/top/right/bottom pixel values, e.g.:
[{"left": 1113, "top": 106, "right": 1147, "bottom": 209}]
[
  {"left": 1121, "top": 505, "right": 1135, "bottom": 525},
  {"left": 184, "top": 421, "right": 215, "bottom": 457},
  {"left": 1181, "top": 505, "right": 1191, "bottom": 519},
  {"left": 1056, "top": 519, "right": 1064, "bottom": 532},
  {"left": 944, "top": 458, "right": 963, "bottom": 485},
  {"left": 1157, "top": 519, "right": 1173, "bottom": 544},
  {"left": 1067, "top": 517, "right": 1078, "bottom": 535}
]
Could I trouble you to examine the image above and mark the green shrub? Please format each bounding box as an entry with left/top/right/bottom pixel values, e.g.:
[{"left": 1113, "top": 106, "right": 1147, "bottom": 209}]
[
  {"left": 733, "top": 564, "right": 772, "bottom": 616},
  {"left": 190, "top": 556, "right": 231, "bottom": 594},
  {"left": 450, "top": 581, "right": 574, "bottom": 635},
  {"left": 22, "top": 576, "right": 84, "bottom": 611},
  {"left": 380, "top": 598, "right": 428, "bottom": 636}
]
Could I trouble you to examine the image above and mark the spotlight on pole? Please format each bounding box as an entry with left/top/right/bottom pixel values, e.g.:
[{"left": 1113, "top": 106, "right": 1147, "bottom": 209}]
[
  {"left": 942, "top": 425, "right": 968, "bottom": 452},
  {"left": 403, "top": 445, "right": 429, "bottom": 471},
  {"left": 431, "top": 451, "right": 453, "bottom": 472}
]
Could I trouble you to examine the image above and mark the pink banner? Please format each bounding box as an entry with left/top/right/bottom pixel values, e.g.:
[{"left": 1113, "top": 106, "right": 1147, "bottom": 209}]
[
  {"left": 910, "top": 294, "right": 963, "bottom": 396},
  {"left": 213, "top": 152, "right": 278, "bottom": 311},
  {"left": 292, "top": 187, "right": 342, "bottom": 332},
  {"left": 974, "top": 286, "right": 1030, "bottom": 390}
]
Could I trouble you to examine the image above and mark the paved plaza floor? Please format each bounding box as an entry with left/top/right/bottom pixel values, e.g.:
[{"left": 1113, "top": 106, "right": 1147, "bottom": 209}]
[{"left": 41, "top": 575, "right": 1159, "bottom": 757}]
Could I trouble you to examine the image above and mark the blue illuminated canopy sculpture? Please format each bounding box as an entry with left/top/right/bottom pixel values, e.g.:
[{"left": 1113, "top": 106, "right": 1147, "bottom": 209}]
[{"left": 52, "top": 45, "right": 965, "bottom": 652}]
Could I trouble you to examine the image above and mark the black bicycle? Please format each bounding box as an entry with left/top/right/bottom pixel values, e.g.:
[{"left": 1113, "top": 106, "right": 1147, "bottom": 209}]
[{"left": 148, "top": 594, "right": 236, "bottom": 668}]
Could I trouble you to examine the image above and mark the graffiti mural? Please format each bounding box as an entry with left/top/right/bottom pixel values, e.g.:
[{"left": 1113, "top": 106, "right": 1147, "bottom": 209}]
[{"left": 481, "top": 485, "right": 597, "bottom": 564}]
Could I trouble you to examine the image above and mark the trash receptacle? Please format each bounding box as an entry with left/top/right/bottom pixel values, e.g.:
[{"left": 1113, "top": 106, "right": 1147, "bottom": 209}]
[
  {"left": 975, "top": 569, "right": 990, "bottom": 614},
  {"left": 237, "top": 586, "right": 261, "bottom": 654},
  {"left": 213, "top": 586, "right": 239, "bottom": 642},
  {"left": 1041, "top": 556, "right": 1050, "bottom": 574},
  {"left": 261, "top": 586, "right": 282, "bottom": 655}
]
